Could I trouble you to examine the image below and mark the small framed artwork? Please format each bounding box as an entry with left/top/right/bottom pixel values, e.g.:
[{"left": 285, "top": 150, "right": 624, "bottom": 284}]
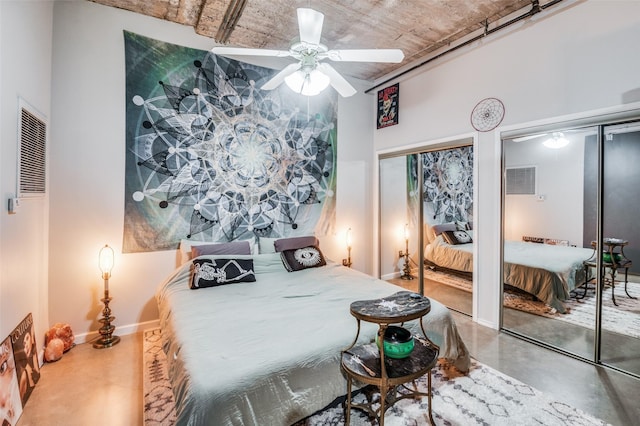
[
  {"left": 11, "top": 313, "right": 41, "bottom": 407},
  {"left": 377, "top": 83, "right": 399, "bottom": 129},
  {"left": 1, "top": 335, "right": 23, "bottom": 425}
]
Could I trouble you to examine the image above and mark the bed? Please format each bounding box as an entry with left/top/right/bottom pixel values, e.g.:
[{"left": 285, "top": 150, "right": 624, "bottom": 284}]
[
  {"left": 157, "top": 243, "right": 470, "bottom": 426},
  {"left": 424, "top": 224, "right": 593, "bottom": 313}
]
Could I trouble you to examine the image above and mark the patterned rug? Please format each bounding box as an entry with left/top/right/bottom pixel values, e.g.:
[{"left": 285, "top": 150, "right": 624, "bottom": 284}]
[
  {"left": 425, "top": 269, "right": 640, "bottom": 339},
  {"left": 143, "top": 329, "right": 607, "bottom": 425},
  {"left": 143, "top": 328, "right": 177, "bottom": 426}
]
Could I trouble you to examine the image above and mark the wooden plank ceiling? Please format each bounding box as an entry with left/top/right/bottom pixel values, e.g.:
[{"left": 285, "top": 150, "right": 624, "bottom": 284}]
[{"left": 89, "top": 0, "right": 539, "bottom": 82}]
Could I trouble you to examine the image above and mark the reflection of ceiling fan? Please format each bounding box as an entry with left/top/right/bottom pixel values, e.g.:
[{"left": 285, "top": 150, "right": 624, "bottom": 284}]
[{"left": 211, "top": 8, "right": 404, "bottom": 97}]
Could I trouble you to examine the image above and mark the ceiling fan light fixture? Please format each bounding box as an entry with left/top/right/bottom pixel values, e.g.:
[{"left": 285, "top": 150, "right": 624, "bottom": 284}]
[
  {"left": 285, "top": 68, "right": 330, "bottom": 96},
  {"left": 543, "top": 132, "right": 569, "bottom": 149}
]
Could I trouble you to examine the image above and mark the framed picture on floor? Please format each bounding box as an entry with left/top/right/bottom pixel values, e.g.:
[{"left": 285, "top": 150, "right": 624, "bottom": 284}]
[
  {"left": 11, "top": 313, "right": 40, "bottom": 407},
  {"left": 1, "top": 335, "right": 23, "bottom": 425}
]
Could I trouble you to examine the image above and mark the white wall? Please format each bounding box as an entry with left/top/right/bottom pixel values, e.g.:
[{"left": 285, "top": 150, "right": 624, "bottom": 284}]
[
  {"left": 48, "top": 1, "right": 374, "bottom": 341},
  {"left": 373, "top": 0, "right": 640, "bottom": 328},
  {"left": 0, "top": 1, "right": 53, "bottom": 358},
  {"left": 504, "top": 135, "right": 586, "bottom": 245}
]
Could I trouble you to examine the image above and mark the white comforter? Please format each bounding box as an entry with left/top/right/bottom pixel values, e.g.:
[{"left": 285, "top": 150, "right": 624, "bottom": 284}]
[
  {"left": 425, "top": 235, "right": 593, "bottom": 313},
  {"left": 156, "top": 253, "right": 470, "bottom": 426}
]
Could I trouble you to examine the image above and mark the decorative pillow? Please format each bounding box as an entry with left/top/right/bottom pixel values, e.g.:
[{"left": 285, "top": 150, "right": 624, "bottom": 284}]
[
  {"left": 274, "top": 236, "right": 319, "bottom": 253},
  {"left": 189, "top": 258, "right": 256, "bottom": 289},
  {"left": 280, "top": 245, "right": 326, "bottom": 272},
  {"left": 180, "top": 237, "right": 256, "bottom": 264},
  {"left": 191, "top": 241, "right": 251, "bottom": 258},
  {"left": 431, "top": 223, "right": 456, "bottom": 237},
  {"left": 455, "top": 221, "right": 469, "bottom": 231},
  {"left": 258, "top": 237, "right": 277, "bottom": 254},
  {"left": 441, "top": 230, "right": 473, "bottom": 245}
]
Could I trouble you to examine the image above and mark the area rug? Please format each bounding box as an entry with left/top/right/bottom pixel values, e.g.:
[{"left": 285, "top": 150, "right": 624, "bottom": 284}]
[
  {"left": 424, "top": 269, "right": 472, "bottom": 293},
  {"left": 425, "top": 269, "right": 640, "bottom": 339},
  {"left": 143, "top": 328, "right": 607, "bottom": 426},
  {"left": 143, "top": 328, "right": 177, "bottom": 426},
  {"left": 504, "top": 281, "right": 640, "bottom": 339}
]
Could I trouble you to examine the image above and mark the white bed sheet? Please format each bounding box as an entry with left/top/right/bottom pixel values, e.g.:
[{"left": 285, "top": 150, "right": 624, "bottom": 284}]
[
  {"left": 156, "top": 253, "right": 470, "bottom": 426},
  {"left": 425, "top": 235, "right": 593, "bottom": 313}
]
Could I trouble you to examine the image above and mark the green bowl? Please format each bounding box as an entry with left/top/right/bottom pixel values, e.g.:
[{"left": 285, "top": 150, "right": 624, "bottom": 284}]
[
  {"left": 602, "top": 253, "right": 621, "bottom": 263},
  {"left": 376, "top": 326, "right": 414, "bottom": 359}
]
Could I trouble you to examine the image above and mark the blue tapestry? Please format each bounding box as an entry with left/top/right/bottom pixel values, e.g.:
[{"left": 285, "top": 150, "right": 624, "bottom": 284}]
[{"left": 123, "top": 32, "right": 337, "bottom": 253}]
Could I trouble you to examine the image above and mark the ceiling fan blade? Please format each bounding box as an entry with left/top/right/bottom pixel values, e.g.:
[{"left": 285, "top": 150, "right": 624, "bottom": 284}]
[
  {"left": 261, "top": 63, "right": 301, "bottom": 91},
  {"left": 317, "top": 63, "right": 356, "bottom": 97},
  {"left": 297, "top": 8, "right": 324, "bottom": 46},
  {"left": 211, "top": 46, "right": 291, "bottom": 58},
  {"left": 326, "top": 49, "right": 404, "bottom": 63}
]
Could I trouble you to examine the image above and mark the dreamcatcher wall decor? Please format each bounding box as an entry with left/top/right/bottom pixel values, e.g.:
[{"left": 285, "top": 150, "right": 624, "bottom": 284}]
[
  {"left": 470, "top": 97, "right": 505, "bottom": 132},
  {"left": 123, "top": 32, "right": 338, "bottom": 253}
]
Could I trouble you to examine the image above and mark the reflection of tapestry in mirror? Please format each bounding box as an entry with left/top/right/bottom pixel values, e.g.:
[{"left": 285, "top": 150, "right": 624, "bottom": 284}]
[{"left": 409, "top": 146, "right": 473, "bottom": 224}]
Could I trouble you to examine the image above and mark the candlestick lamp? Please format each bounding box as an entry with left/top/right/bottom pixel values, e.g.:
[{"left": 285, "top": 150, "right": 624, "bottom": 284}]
[
  {"left": 399, "top": 224, "right": 414, "bottom": 280},
  {"left": 342, "top": 228, "right": 353, "bottom": 267},
  {"left": 93, "top": 244, "right": 120, "bottom": 349}
]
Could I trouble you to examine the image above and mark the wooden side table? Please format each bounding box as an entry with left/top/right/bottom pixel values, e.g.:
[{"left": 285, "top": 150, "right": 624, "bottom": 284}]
[
  {"left": 580, "top": 238, "right": 636, "bottom": 305},
  {"left": 341, "top": 291, "right": 439, "bottom": 425}
]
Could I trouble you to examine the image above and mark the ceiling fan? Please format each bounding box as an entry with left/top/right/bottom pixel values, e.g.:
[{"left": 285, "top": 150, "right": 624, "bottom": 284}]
[{"left": 211, "top": 8, "right": 404, "bottom": 97}]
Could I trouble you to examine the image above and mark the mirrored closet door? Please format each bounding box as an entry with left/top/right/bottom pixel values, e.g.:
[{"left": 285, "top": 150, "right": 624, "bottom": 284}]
[
  {"left": 379, "top": 139, "right": 474, "bottom": 316},
  {"left": 599, "top": 122, "right": 640, "bottom": 376},
  {"left": 502, "top": 117, "right": 640, "bottom": 378}
]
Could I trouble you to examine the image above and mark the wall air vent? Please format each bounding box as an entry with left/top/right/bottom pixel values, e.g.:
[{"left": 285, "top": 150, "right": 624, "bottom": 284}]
[
  {"left": 18, "top": 106, "right": 47, "bottom": 196},
  {"left": 506, "top": 166, "right": 536, "bottom": 195}
]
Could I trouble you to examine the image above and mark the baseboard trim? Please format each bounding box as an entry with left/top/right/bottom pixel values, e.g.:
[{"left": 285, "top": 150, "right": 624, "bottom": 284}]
[
  {"left": 74, "top": 319, "right": 160, "bottom": 344},
  {"left": 476, "top": 318, "right": 498, "bottom": 330},
  {"left": 381, "top": 272, "right": 401, "bottom": 280}
]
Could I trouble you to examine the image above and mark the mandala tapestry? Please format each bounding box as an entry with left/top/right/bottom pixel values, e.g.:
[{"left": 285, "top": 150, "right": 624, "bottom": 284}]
[
  {"left": 123, "top": 32, "right": 338, "bottom": 253},
  {"left": 408, "top": 146, "right": 473, "bottom": 226}
]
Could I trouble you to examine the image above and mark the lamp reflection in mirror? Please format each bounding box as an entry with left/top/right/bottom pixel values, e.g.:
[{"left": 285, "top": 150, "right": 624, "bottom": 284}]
[
  {"left": 543, "top": 132, "right": 569, "bottom": 149},
  {"left": 399, "top": 224, "right": 414, "bottom": 280},
  {"left": 285, "top": 68, "right": 330, "bottom": 96},
  {"left": 93, "top": 244, "right": 120, "bottom": 349},
  {"left": 342, "top": 228, "right": 353, "bottom": 267}
]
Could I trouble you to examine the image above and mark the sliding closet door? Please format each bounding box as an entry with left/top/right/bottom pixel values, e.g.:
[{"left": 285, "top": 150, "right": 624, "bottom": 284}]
[
  {"left": 599, "top": 122, "right": 640, "bottom": 376},
  {"left": 420, "top": 147, "right": 474, "bottom": 315},
  {"left": 379, "top": 155, "right": 417, "bottom": 284},
  {"left": 502, "top": 126, "right": 598, "bottom": 359}
]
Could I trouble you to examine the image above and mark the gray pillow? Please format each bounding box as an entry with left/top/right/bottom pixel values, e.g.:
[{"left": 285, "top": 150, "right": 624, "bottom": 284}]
[
  {"left": 431, "top": 223, "right": 456, "bottom": 236},
  {"left": 274, "top": 236, "right": 319, "bottom": 252},
  {"left": 191, "top": 241, "right": 251, "bottom": 258}
]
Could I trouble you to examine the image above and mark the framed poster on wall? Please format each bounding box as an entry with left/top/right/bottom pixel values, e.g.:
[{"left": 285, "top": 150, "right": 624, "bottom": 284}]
[{"left": 377, "top": 83, "right": 399, "bottom": 129}]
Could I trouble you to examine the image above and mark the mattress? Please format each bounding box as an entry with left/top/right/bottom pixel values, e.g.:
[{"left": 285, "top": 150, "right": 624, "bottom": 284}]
[
  {"left": 425, "top": 234, "right": 593, "bottom": 313},
  {"left": 156, "top": 252, "right": 470, "bottom": 425}
]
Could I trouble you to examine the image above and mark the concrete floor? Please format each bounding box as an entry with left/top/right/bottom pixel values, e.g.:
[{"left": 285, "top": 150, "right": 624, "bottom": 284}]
[{"left": 16, "top": 304, "right": 640, "bottom": 426}]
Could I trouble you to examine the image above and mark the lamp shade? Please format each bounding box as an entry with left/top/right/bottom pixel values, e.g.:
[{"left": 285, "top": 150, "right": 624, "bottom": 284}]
[
  {"left": 99, "top": 244, "right": 114, "bottom": 278},
  {"left": 285, "top": 69, "right": 330, "bottom": 96}
]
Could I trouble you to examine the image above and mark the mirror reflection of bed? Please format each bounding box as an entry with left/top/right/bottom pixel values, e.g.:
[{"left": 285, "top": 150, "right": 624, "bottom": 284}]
[
  {"left": 502, "top": 122, "right": 640, "bottom": 378},
  {"left": 379, "top": 143, "right": 474, "bottom": 317}
]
